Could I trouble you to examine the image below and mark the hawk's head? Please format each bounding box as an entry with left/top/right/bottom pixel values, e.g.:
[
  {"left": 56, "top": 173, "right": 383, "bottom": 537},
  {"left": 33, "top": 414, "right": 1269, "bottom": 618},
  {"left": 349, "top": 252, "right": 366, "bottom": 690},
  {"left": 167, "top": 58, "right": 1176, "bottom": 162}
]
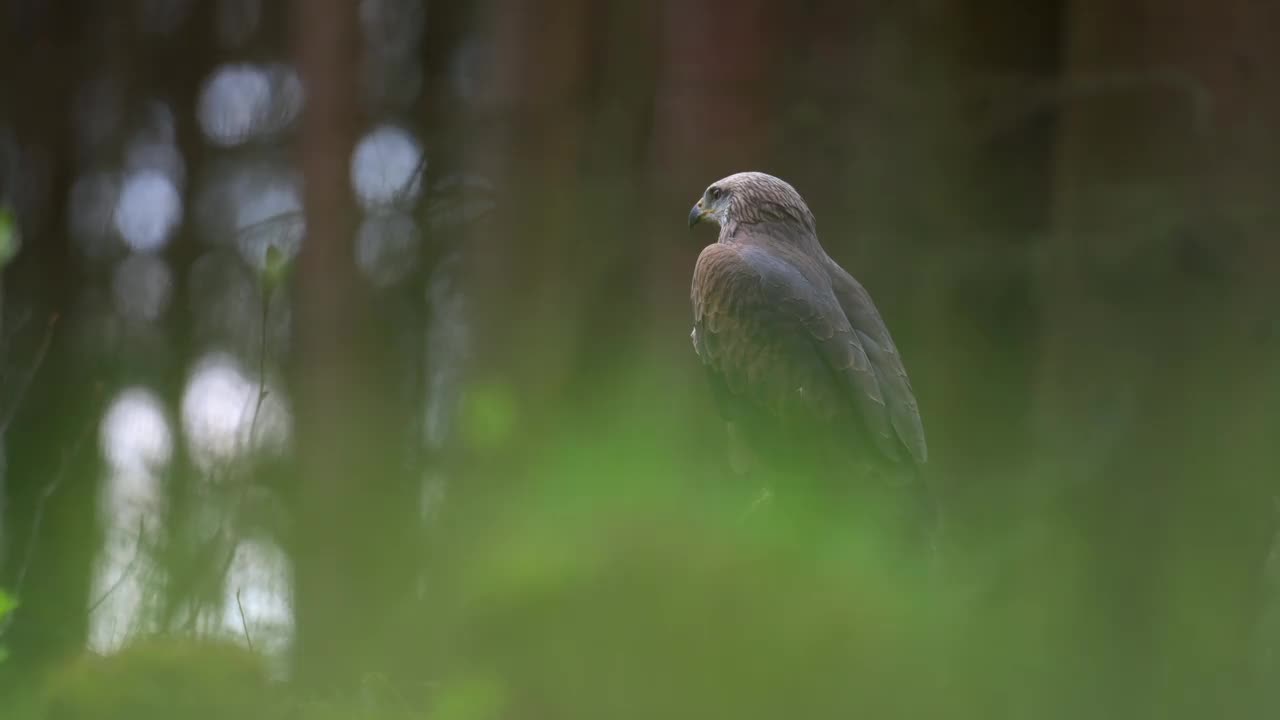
[{"left": 688, "top": 172, "right": 816, "bottom": 236}]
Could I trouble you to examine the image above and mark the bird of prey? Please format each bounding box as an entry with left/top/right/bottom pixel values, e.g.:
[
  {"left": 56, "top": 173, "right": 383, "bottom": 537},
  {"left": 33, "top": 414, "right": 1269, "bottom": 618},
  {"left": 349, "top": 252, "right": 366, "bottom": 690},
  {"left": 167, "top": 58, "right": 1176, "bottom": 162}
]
[{"left": 687, "top": 172, "right": 929, "bottom": 515}]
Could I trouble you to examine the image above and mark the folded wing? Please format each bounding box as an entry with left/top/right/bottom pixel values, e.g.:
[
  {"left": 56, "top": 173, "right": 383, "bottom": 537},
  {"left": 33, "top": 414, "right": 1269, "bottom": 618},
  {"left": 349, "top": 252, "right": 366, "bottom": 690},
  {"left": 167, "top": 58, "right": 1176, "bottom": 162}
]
[{"left": 691, "top": 241, "right": 910, "bottom": 465}]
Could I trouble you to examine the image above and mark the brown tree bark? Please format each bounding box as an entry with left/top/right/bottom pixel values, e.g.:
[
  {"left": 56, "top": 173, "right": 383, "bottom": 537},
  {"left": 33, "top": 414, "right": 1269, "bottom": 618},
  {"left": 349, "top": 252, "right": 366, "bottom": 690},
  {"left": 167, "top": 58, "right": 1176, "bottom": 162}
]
[
  {"left": 290, "top": 0, "right": 417, "bottom": 690},
  {"left": 456, "top": 0, "right": 595, "bottom": 460},
  {"left": 645, "top": 0, "right": 780, "bottom": 341},
  {"left": 0, "top": 0, "right": 102, "bottom": 682}
]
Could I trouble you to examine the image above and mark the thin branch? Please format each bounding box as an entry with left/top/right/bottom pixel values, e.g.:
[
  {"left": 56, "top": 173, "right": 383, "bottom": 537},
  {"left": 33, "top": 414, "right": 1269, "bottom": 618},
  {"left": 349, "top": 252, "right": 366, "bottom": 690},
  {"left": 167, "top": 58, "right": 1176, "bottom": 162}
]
[
  {"left": 0, "top": 391, "right": 97, "bottom": 637},
  {"left": 0, "top": 307, "right": 31, "bottom": 357},
  {"left": 235, "top": 588, "right": 255, "bottom": 653},
  {"left": 246, "top": 286, "right": 271, "bottom": 454},
  {"left": 234, "top": 211, "right": 304, "bottom": 246},
  {"left": 173, "top": 290, "right": 272, "bottom": 635},
  {"left": 0, "top": 312, "right": 58, "bottom": 435},
  {"left": 87, "top": 516, "right": 149, "bottom": 616},
  {"left": 394, "top": 146, "right": 429, "bottom": 206}
]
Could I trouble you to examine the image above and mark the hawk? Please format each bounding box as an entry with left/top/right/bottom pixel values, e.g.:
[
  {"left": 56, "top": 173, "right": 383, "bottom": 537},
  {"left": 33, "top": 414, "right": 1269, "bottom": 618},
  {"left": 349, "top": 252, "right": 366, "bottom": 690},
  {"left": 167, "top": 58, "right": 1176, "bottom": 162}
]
[{"left": 688, "top": 172, "right": 929, "bottom": 521}]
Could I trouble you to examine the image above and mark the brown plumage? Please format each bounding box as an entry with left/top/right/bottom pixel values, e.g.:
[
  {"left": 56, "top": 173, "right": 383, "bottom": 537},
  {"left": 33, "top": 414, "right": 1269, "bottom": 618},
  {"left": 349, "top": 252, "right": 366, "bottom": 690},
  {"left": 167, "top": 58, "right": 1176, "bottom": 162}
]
[{"left": 688, "top": 172, "right": 928, "bottom": 488}]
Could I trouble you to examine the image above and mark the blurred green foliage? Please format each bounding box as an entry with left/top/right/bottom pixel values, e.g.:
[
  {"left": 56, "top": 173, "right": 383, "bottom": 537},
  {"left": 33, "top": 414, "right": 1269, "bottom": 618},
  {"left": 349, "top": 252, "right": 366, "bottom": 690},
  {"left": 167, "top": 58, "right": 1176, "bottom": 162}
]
[
  {"left": 0, "top": 207, "right": 19, "bottom": 268},
  {"left": 38, "top": 638, "right": 273, "bottom": 720},
  {"left": 0, "top": 588, "right": 16, "bottom": 663},
  {"left": 458, "top": 383, "right": 518, "bottom": 453},
  {"left": 262, "top": 244, "right": 290, "bottom": 295}
]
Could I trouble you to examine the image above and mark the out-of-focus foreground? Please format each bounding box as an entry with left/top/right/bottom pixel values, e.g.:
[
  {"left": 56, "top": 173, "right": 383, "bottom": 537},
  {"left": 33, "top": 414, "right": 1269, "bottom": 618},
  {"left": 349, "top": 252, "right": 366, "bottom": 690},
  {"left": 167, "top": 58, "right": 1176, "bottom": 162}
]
[{"left": 1, "top": 1, "right": 1278, "bottom": 718}]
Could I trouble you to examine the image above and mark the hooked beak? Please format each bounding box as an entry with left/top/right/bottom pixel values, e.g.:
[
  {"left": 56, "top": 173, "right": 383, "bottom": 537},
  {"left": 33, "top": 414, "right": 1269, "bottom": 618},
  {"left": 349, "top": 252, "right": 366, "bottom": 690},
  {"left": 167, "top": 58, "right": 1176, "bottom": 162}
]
[{"left": 688, "top": 201, "right": 706, "bottom": 228}]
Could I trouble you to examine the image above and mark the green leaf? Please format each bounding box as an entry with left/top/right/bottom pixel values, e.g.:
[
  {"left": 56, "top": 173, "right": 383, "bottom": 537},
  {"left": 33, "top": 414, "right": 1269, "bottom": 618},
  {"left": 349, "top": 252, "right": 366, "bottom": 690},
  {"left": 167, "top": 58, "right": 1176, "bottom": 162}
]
[{"left": 0, "top": 208, "right": 20, "bottom": 269}]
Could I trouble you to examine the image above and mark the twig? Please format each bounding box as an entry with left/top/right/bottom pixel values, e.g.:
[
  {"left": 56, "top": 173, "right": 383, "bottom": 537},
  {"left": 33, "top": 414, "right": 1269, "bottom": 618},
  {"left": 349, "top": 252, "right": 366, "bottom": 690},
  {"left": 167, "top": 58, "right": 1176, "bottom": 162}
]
[
  {"left": 245, "top": 285, "right": 271, "bottom": 453},
  {"left": 738, "top": 487, "right": 773, "bottom": 523},
  {"left": 234, "top": 211, "right": 304, "bottom": 246},
  {"left": 0, "top": 312, "right": 57, "bottom": 435},
  {"left": 235, "top": 588, "right": 255, "bottom": 652},
  {"left": 0, "top": 307, "right": 31, "bottom": 358},
  {"left": 394, "top": 146, "right": 429, "bottom": 206},
  {"left": 87, "top": 516, "right": 149, "bottom": 615},
  {"left": 0, "top": 391, "right": 97, "bottom": 637}
]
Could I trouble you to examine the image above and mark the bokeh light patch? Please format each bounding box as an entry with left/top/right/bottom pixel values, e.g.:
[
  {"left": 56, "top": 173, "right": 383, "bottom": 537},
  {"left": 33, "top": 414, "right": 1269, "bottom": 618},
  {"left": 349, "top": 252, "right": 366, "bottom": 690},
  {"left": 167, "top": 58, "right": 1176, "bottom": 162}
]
[
  {"left": 181, "top": 353, "right": 292, "bottom": 474},
  {"left": 114, "top": 170, "right": 182, "bottom": 252},
  {"left": 350, "top": 125, "right": 423, "bottom": 208},
  {"left": 198, "top": 64, "right": 303, "bottom": 147},
  {"left": 101, "top": 387, "right": 174, "bottom": 485}
]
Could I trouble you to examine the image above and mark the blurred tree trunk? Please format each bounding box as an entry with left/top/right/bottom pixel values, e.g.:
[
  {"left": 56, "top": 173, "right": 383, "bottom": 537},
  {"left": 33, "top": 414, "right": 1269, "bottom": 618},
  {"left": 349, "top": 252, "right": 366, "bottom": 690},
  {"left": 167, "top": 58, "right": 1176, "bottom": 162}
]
[
  {"left": 0, "top": 0, "right": 101, "bottom": 682},
  {"left": 457, "top": 0, "right": 594, "bottom": 463},
  {"left": 140, "top": 0, "right": 217, "bottom": 632},
  {"left": 612, "top": 0, "right": 783, "bottom": 471},
  {"left": 850, "top": 4, "right": 1069, "bottom": 713},
  {"left": 1038, "top": 1, "right": 1280, "bottom": 715},
  {"left": 290, "top": 0, "right": 417, "bottom": 690},
  {"left": 645, "top": 0, "right": 779, "bottom": 353}
]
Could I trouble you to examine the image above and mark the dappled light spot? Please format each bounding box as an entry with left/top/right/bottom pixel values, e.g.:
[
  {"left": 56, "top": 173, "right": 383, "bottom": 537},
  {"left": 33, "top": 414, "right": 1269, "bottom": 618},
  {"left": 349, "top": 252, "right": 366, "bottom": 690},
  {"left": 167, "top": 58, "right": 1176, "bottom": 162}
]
[
  {"left": 197, "top": 63, "right": 303, "bottom": 147},
  {"left": 69, "top": 171, "right": 122, "bottom": 258},
  {"left": 356, "top": 210, "right": 419, "bottom": 286},
  {"left": 87, "top": 522, "right": 161, "bottom": 654},
  {"left": 350, "top": 124, "right": 423, "bottom": 208},
  {"left": 101, "top": 387, "right": 173, "bottom": 484},
  {"left": 114, "top": 170, "right": 182, "bottom": 252},
  {"left": 181, "top": 352, "right": 292, "bottom": 473},
  {"left": 220, "top": 538, "right": 293, "bottom": 656},
  {"left": 112, "top": 253, "right": 173, "bottom": 323},
  {"left": 93, "top": 388, "right": 172, "bottom": 653},
  {"left": 198, "top": 65, "right": 268, "bottom": 145},
  {"left": 460, "top": 382, "right": 517, "bottom": 452}
]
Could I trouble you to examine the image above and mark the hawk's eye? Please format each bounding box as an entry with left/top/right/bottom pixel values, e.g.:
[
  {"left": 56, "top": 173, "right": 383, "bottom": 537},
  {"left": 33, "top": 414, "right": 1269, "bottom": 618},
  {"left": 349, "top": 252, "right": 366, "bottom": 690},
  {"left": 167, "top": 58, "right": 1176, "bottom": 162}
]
[{"left": 708, "top": 187, "right": 723, "bottom": 201}]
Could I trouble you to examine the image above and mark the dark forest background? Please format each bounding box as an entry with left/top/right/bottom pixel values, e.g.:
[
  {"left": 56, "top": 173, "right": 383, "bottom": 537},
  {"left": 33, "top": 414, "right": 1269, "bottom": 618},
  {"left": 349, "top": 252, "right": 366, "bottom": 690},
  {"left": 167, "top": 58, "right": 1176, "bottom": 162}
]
[{"left": 1, "top": 0, "right": 1279, "bottom": 718}]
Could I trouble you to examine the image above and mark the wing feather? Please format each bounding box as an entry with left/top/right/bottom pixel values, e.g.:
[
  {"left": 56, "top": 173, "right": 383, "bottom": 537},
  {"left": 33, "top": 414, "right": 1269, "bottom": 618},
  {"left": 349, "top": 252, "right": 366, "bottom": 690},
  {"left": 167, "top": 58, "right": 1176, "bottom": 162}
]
[
  {"left": 829, "top": 263, "right": 928, "bottom": 463},
  {"left": 692, "top": 242, "right": 904, "bottom": 462}
]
